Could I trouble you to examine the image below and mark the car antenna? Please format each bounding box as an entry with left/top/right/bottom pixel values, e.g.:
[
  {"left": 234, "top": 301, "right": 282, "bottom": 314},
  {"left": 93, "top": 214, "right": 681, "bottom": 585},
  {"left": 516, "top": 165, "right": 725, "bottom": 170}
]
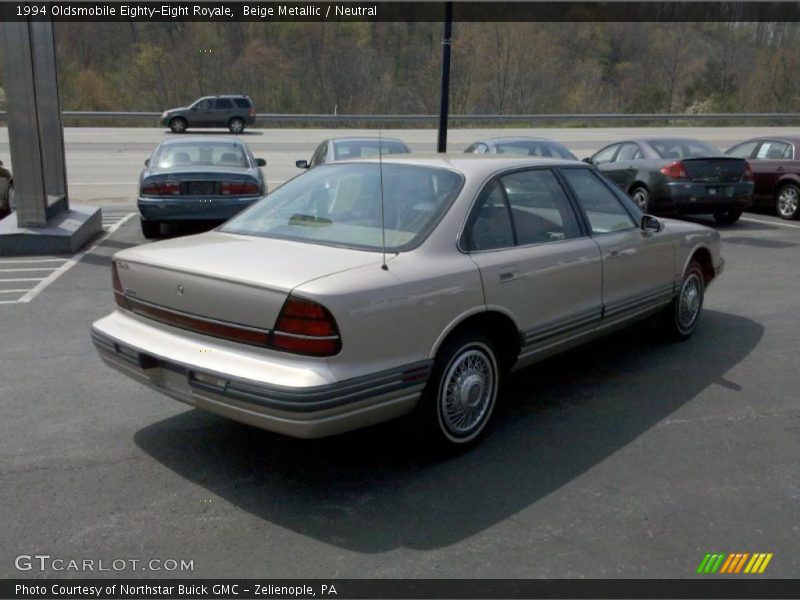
[{"left": 378, "top": 128, "right": 388, "bottom": 271}]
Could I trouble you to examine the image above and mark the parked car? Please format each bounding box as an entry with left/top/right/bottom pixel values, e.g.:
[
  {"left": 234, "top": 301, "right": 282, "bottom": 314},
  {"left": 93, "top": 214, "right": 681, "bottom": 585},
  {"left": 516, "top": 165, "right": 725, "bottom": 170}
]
[
  {"left": 138, "top": 137, "right": 267, "bottom": 239},
  {"left": 296, "top": 137, "right": 410, "bottom": 169},
  {"left": 160, "top": 95, "right": 256, "bottom": 134},
  {"left": 93, "top": 156, "right": 723, "bottom": 450},
  {"left": 585, "top": 138, "right": 754, "bottom": 224},
  {"left": 465, "top": 136, "right": 578, "bottom": 160},
  {"left": 0, "top": 160, "right": 12, "bottom": 218},
  {"left": 725, "top": 137, "right": 800, "bottom": 220}
]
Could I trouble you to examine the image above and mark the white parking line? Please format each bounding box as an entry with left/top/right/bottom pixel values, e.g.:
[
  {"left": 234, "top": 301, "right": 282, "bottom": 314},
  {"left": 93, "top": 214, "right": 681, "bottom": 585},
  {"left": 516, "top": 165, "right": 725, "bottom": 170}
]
[
  {"left": 0, "top": 278, "right": 47, "bottom": 283},
  {"left": 0, "top": 267, "right": 63, "bottom": 273},
  {"left": 0, "top": 289, "right": 30, "bottom": 293},
  {"left": 741, "top": 217, "right": 800, "bottom": 229},
  {"left": 1, "top": 213, "right": 136, "bottom": 305},
  {"left": 0, "top": 258, "right": 67, "bottom": 264}
]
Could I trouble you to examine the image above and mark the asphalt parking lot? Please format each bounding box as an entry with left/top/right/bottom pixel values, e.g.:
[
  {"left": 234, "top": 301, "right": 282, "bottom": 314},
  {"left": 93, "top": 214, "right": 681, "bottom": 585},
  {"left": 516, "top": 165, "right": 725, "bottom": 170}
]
[{"left": 1, "top": 205, "right": 798, "bottom": 579}]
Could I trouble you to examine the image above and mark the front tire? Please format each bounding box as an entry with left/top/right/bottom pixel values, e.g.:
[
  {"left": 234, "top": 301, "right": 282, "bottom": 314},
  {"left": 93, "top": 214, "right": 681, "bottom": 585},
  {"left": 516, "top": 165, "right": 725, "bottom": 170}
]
[
  {"left": 169, "top": 118, "right": 187, "bottom": 134},
  {"left": 414, "top": 332, "right": 500, "bottom": 451},
  {"left": 775, "top": 183, "right": 800, "bottom": 220},
  {"left": 661, "top": 260, "right": 705, "bottom": 341},
  {"left": 713, "top": 209, "right": 742, "bottom": 224},
  {"left": 228, "top": 118, "right": 245, "bottom": 134},
  {"left": 631, "top": 186, "right": 651, "bottom": 213},
  {"left": 140, "top": 218, "right": 160, "bottom": 240}
]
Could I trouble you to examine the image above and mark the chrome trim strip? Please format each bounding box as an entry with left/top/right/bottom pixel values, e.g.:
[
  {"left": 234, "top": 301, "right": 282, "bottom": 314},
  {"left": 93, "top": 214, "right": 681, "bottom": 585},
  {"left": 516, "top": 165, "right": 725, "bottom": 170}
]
[{"left": 124, "top": 295, "right": 272, "bottom": 335}]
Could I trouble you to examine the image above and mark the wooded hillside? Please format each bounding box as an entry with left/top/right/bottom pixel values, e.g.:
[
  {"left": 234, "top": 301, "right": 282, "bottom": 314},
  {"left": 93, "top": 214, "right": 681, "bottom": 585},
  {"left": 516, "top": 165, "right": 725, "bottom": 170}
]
[{"left": 5, "top": 22, "right": 800, "bottom": 115}]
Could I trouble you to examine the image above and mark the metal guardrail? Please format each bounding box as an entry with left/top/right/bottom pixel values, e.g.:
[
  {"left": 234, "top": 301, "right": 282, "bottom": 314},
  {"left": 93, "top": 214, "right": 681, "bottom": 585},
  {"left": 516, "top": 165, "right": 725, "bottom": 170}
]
[{"left": 0, "top": 111, "right": 799, "bottom": 123}]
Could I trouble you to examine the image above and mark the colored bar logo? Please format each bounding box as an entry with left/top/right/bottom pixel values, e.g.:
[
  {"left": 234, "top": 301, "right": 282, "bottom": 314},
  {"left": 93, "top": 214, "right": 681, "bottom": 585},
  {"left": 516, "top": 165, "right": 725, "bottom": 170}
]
[{"left": 697, "top": 553, "right": 773, "bottom": 574}]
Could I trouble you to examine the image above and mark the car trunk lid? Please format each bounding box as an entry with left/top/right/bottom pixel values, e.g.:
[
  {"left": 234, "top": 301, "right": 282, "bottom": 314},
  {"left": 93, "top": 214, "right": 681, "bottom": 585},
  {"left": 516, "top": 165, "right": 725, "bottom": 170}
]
[
  {"left": 113, "top": 231, "right": 382, "bottom": 333},
  {"left": 681, "top": 158, "right": 746, "bottom": 183}
]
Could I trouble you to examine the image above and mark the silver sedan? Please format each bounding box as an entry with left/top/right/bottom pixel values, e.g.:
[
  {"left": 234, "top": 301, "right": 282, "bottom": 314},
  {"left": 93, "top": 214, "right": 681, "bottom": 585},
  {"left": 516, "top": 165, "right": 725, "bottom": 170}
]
[{"left": 91, "top": 156, "right": 723, "bottom": 449}]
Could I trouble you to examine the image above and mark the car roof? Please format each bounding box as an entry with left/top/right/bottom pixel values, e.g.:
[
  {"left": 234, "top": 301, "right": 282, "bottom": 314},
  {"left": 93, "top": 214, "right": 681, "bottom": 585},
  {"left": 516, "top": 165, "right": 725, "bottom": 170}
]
[
  {"left": 475, "top": 136, "right": 559, "bottom": 144},
  {"left": 158, "top": 136, "right": 246, "bottom": 147},
  {"left": 329, "top": 137, "right": 408, "bottom": 144},
  {"left": 734, "top": 136, "right": 800, "bottom": 146},
  {"left": 327, "top": 153, "right": 583, "bottom": 179}
]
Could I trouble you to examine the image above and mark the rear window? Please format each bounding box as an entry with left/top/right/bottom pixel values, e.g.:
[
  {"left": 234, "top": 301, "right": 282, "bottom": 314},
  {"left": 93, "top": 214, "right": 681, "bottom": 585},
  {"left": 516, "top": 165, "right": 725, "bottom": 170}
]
[
  {"left": 221, "top": 163, "right": 463, "bottom": 252},
  {"left": 234, "top": 98, "right": 252, "bottom": 109},
  {"left": 649, "top": 139, "right": 719, "bottom": 159},
  {"left": 154, "top": 142, "right": 249, "bottom": 168},
  {"left": 494, "top": 141, "right": 576, "bottom": 160},
  {"left": 333, "top": 141, "right": 410, "bottom": 160}
]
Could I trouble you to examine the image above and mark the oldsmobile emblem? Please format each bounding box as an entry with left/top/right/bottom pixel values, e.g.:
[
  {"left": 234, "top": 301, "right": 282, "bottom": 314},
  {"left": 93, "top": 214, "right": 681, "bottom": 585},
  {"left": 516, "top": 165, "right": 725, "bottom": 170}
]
[{"left": 177, "top": 284, "right": 184, "bottom": 295}]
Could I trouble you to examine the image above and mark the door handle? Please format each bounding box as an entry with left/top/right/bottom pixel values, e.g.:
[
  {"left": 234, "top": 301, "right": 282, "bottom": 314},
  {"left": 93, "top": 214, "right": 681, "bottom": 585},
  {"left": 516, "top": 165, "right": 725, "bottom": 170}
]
[
  {"left": 627, "top": 166, "right": 636, "bottom": 171},
  {"left": 607, "top": 250, "right": 621, "bottom": 260},
  {"left": 499, "top": 269, "right": 518, "bottom": 282},
  {"left": 777, "top": 166, "right": 785, "bottom": 172}
]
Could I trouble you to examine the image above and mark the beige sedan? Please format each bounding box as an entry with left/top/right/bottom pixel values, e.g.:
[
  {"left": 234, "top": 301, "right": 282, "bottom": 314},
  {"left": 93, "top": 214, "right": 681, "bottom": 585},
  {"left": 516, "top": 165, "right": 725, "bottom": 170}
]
[{"left": 91, "top": 156, "right": 724, "bottom": 449}]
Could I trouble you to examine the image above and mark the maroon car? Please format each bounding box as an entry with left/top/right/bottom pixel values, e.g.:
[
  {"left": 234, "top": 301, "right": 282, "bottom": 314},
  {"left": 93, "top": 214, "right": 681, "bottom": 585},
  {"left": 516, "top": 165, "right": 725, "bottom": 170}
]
[{"left": 726, "top": 137, "right": 800, "bottom": 220}]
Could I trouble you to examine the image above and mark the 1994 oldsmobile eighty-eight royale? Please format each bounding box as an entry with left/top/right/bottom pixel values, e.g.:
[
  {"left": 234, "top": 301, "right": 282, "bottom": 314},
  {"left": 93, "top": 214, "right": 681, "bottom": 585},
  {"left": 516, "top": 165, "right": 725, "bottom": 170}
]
[{"left": 91, "top": 156, "right": 724, "bottom": 449}]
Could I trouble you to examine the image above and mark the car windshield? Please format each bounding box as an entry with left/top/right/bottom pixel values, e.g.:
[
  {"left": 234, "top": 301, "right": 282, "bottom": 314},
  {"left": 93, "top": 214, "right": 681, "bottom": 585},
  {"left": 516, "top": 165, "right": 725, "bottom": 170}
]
[
  {"left": 649, "top": 139, "right": 719, "bottom": 159},
  {"left": 220, "top": 163, "right": 463, "bottom": 252},
  {"left": 494, "top": 141, "right": 576, "bottom": 160},
  {"left": 333, "top": 141, "right": 409, "bottom": 160},
  {"left": 154, "top": 142, "right": 249, "bottom": 168}
]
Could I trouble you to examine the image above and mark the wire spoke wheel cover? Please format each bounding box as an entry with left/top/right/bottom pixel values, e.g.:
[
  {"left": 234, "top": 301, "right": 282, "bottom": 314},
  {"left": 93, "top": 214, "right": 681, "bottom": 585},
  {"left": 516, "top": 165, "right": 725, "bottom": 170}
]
[
  {"left": 633, "top": 188, "right": 648, "bottom": 211},
  {"left": 437, "top": 344, "right": 498, "bottom": 442},
  {"left": 678, "top": 272, "right": 702, "bottom": 331},
  {"left": 777, "top": 186, "right": 799, "bottom": 218}
]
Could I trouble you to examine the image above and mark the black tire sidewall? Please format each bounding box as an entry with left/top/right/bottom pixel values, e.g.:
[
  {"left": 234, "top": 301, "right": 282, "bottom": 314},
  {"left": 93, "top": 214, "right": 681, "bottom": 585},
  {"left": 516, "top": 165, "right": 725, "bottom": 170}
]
[
  {"left": 426, "top": 333, "right": 500, "bottom": 447},
  {"left": 170, "top": 118, "right": 187, "bottom": 133},
  {"left": 671, "top": 262, "right": 705, "bottom": 339},
  {"left": 631, "top": 186, "right": 650, "bottom": 213},
  {"left": 775, "top": 184, "right": 800, "bottom": 220}
]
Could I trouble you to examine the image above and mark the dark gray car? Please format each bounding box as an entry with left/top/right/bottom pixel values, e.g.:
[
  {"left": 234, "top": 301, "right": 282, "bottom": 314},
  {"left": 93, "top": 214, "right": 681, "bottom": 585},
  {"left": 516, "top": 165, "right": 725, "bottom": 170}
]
[
  {"left": 138, "top": 137, "right": 267, "bottom": 239},
  {"left": 160, "top": 96, "right": 256, "bottom": 134},
  {"left": 465, "top": 136, "right": 578, "bottom": 160},
  {"left": 585, "top": 138, "right": 754, "bottom": 224}
]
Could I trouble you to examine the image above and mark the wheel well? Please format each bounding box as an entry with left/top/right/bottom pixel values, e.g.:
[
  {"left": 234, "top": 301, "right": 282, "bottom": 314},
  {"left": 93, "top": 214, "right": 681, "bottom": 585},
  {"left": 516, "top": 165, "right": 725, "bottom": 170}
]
[
  {"left": 438, "top": 311, "right": 521, "bottom": 374},
  {"left": 773, "top": 179, "right": 799, "bottom": 196},
  {"left": 628, "top": 182, "right": 648, "bottom": 194},
  {"left": 690, "top": 247, "right": 715, "bottom": 284},
  {"left": 229, "top": 116, "right": 244, "bottom": 123}
]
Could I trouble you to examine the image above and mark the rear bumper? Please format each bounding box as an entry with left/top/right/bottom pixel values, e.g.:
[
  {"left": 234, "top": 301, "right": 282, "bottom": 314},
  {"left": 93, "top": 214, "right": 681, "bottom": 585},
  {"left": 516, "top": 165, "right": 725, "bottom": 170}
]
[
  {"left": 138, "top": 197, "right": 259, "bottom": 222},
  {"left": 90, "top": 313, "right": 430, "bottom": 439},
  {"left": 654, "top": 181, "right": 753, "bottom": 215}
]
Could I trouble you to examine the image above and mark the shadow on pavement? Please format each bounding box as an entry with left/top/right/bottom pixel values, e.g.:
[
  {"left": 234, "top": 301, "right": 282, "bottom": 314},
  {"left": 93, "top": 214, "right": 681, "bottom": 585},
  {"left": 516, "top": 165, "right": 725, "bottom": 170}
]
[{"left": 134, "top": 310, "right": 763, "bottom": 553}]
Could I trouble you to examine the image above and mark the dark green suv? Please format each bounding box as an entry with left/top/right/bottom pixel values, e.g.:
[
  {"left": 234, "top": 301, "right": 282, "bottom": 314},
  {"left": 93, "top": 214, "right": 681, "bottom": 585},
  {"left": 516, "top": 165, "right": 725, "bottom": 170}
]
[{"left": 160, "top": 95, "right": 256, "bottom": 134}]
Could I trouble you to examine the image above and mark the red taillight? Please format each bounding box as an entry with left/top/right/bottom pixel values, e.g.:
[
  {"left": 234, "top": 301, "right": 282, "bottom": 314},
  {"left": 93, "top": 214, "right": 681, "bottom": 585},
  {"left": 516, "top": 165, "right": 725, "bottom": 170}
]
[
  {"left": 141, "top": 182, "right": 159, "bottom": 196},
  {"left": 660, "top": 160, "right": 688, "bottom": 179},
  {"left": 141, "top": 181, "right": 180, "bottom": 196},
  {"left": 270, "top": 296, "right": 341, "bottom": 356},
  {"left": 220, "top": 181, "right": 260, "bottom": 196},
  {"left": 249, "top": 106, "right": 256, "bottom": 116},
  {"left": 111, "top": 262, "right": 130, "bottom": 309},
  {"left": 743, "top": 161, "right": 753, "bottom": 181}
]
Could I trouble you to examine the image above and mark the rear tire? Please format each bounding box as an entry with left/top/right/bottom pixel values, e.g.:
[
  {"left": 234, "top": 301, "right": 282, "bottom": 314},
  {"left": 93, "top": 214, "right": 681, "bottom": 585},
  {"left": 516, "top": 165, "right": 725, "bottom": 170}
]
[
  {"left": 775, "top": 183, "right": 800, "bottom": 220},
  {"left": 713, "top": 209, "right": 742, "bottom": 224},
  {"left": 169, "top": 118, "right": 187, "bottom": 134},
  {"left": 631, "top": 186, "right": 651, "bottom": 213},
  {"left": 660, "top": 260, "right": 705, "bottom": 341},
  {"left": 412, "top": 331, "right": 500, "bottom": 453},
  {"left": 140, "top": 218, "right": 160, "bottom": 240},
  {"left": 228, "top": 118, "right": 245, "bottom": 134}
]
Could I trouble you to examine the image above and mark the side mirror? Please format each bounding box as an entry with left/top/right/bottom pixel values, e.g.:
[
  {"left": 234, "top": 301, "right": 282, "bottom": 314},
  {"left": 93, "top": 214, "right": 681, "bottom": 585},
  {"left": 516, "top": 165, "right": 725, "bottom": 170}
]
[
  {"left": 582, "top": 157, "right": 593, "bottom": 165},
  {"left": 255, "top": 158, "right": 267, "bottom": 167},
  {"left": 641, "top": 214, "right": 662, "bottom": 233},
  {"left": 296, "top": 159, "right": 309, "bottom": 169},
  {"left": 144, "top": 158, "right": 150, "bottom": 167},
  {"left": 0, "top": 160, "right": 3, "bottom": 166}
]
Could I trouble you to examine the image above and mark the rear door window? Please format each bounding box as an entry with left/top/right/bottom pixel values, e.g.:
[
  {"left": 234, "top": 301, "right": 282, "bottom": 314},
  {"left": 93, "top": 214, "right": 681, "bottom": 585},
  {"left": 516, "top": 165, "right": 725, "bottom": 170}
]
[
  {"left": 499, "top": 169, "right": 582, "bottom": 245},
  {"left": 214, "top": 98, "right": 234, "bottom": 110},
  {"left": 756, "top": 141, "right": 793, "bottom": 160},
  {"left": 233, "top": 98, "right": 251, "bottom": 109},
  {"left": 465, "top": 181, "right": 515, "bottom": 251},
  {"left": 560, "top": 168, "right": 636, "bottom": 234}
]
